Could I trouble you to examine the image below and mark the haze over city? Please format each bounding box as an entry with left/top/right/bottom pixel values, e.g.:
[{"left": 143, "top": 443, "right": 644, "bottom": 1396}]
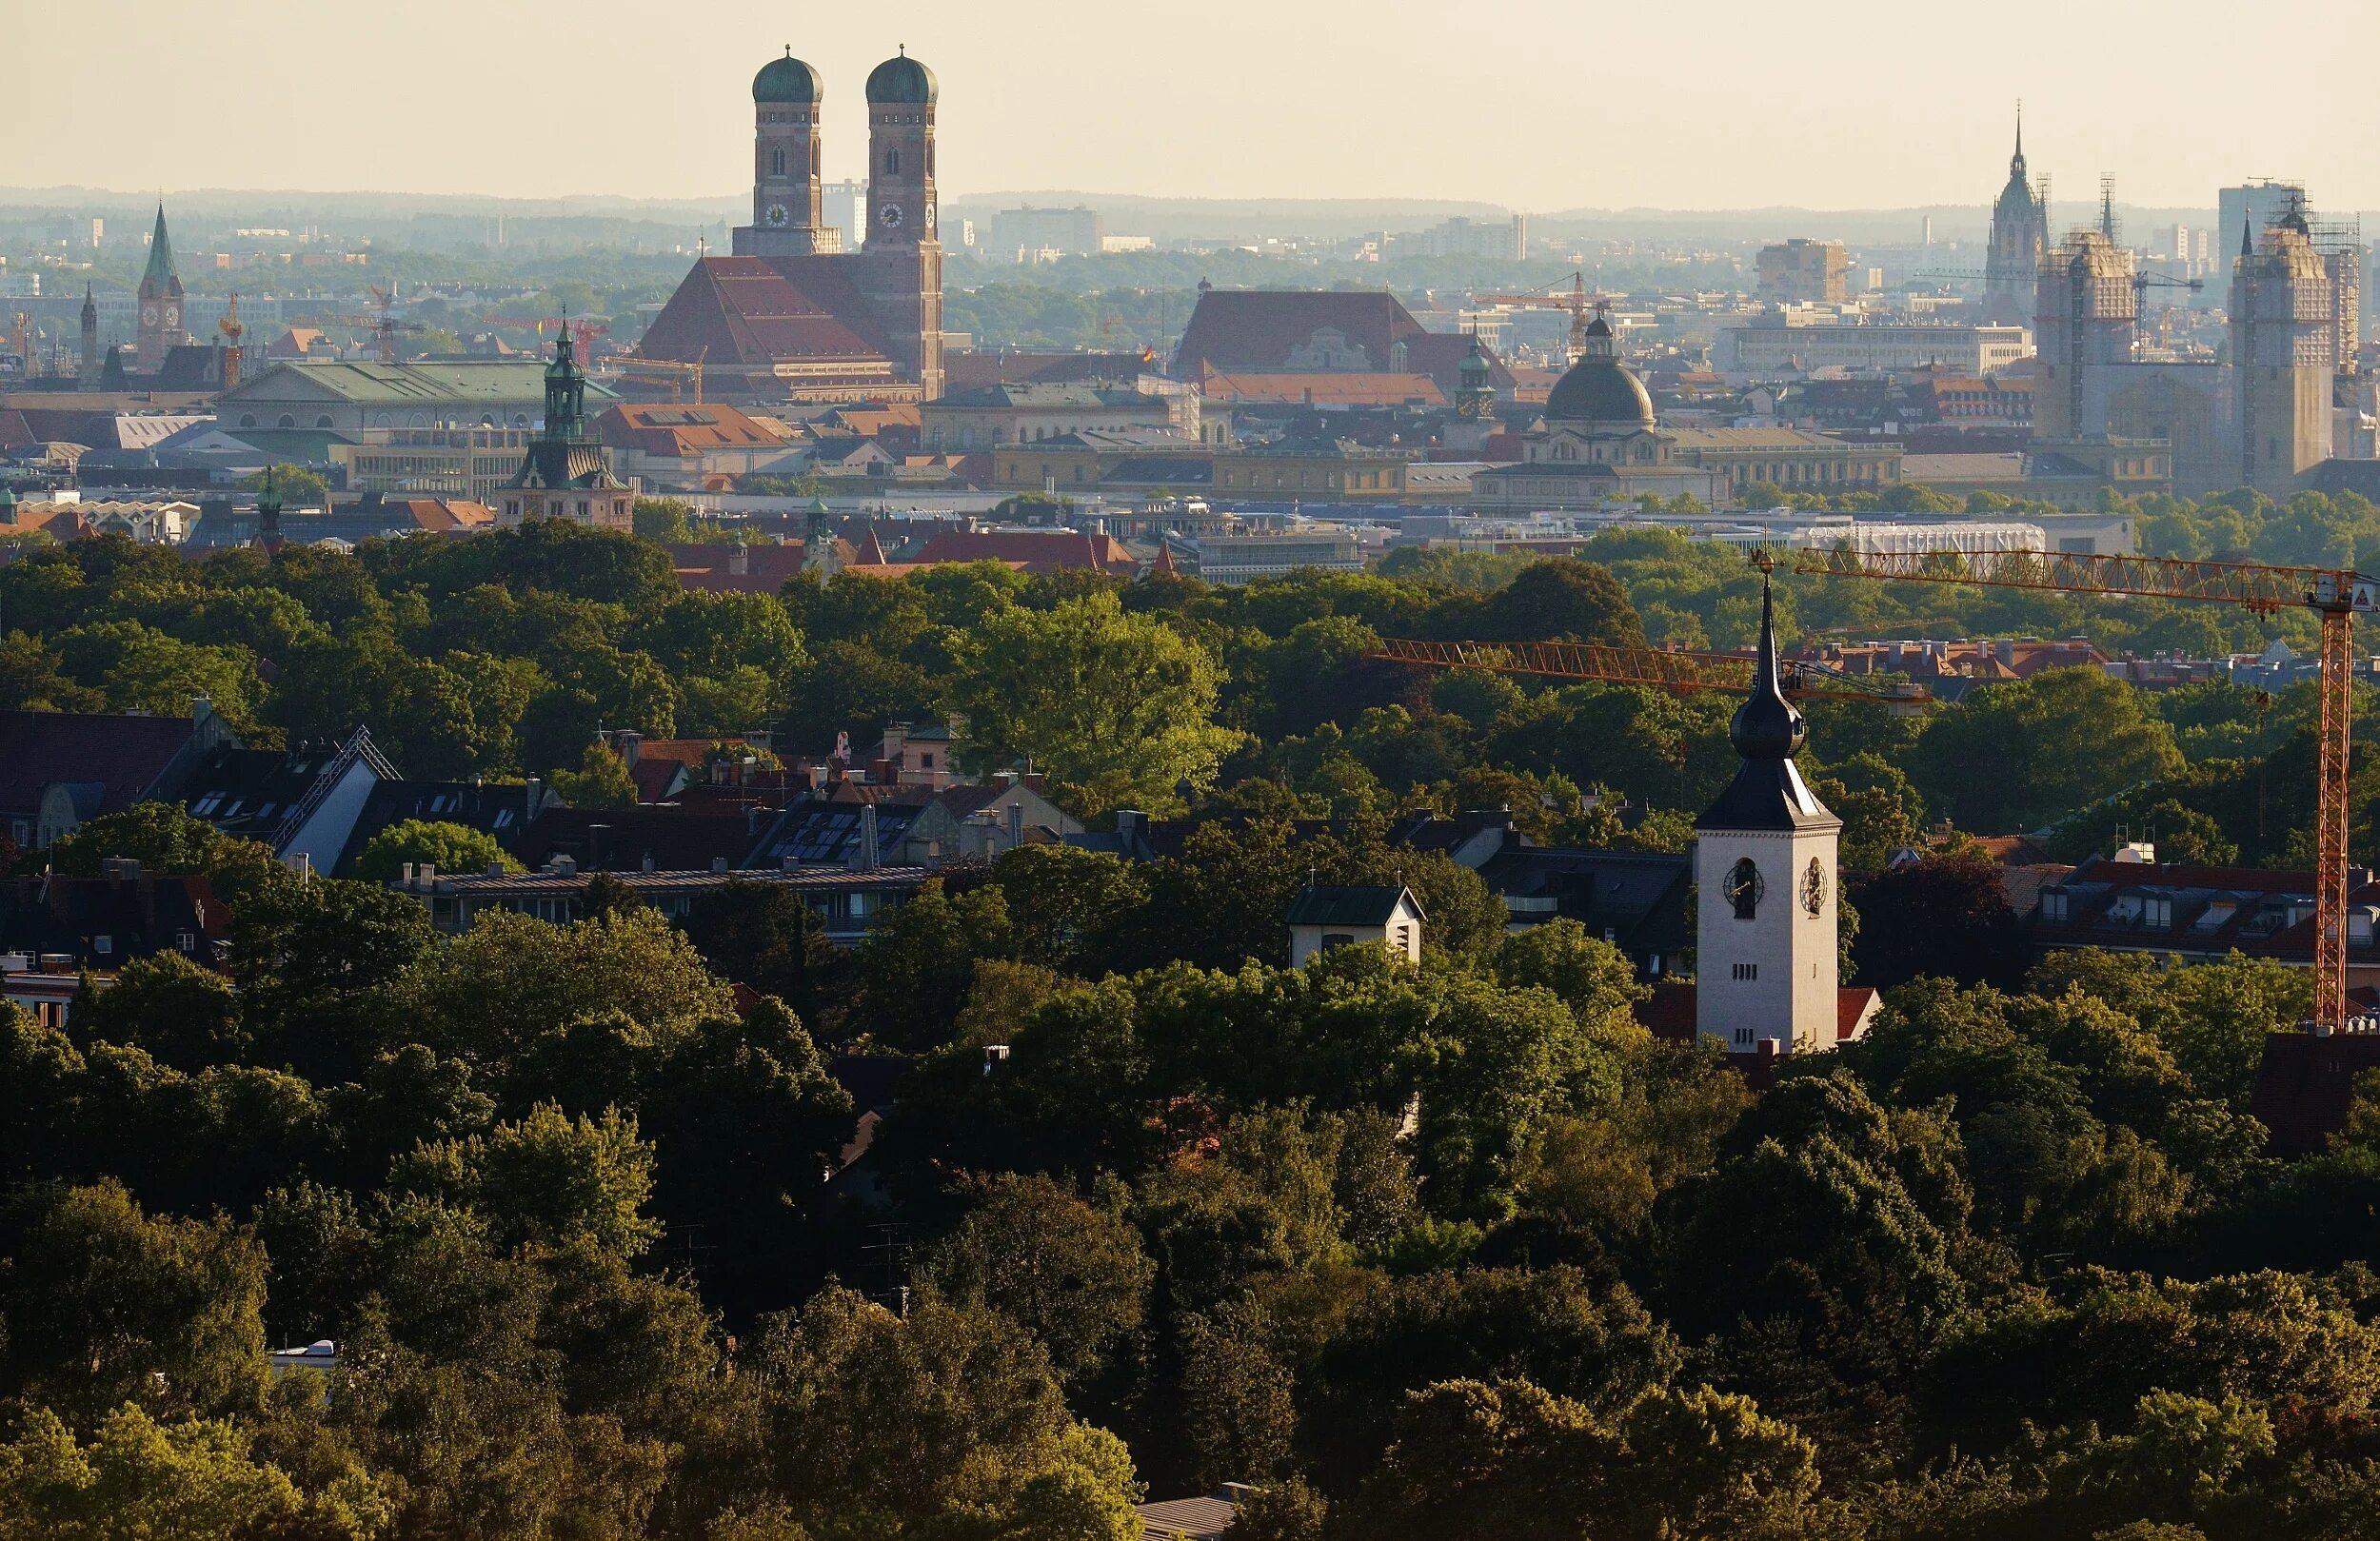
[
  {"left": 10, "top": 0, "right": 2380, "bottom": 210},
  {"left": 14, "top": 7, "right": 2380, "bottom": 1540}
]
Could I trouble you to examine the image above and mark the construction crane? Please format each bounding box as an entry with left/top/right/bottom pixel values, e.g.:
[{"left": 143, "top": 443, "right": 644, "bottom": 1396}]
[
  {"left": 1367, "top": 636, "right": 1934, "bottom": 712},
  {"left": 217, "top": 294, "right": 247, "bottom": 390},
  {"left": 485, "top": 316, "right": 611, "bottom": 351},
  {"left": 1468, "top": 271, "right": 1614, "bottom": 363},
  {"left": 1795, "top": 544, "right": 2380, "bottom": 1032}
]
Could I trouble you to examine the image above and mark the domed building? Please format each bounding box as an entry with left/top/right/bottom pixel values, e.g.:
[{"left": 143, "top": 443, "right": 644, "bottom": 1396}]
[
  {"left": 1468, "top": 315, "right": 1726, "bottom": 509},
  {"left": 637, "top": 45, "right": 944, "bottom": 401}
]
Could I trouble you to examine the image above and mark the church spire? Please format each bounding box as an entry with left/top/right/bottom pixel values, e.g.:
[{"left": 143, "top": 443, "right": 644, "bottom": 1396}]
[
  {"left": 1729, "top": 553, "right": 1806, "bottom": 762},
  {"left": 140, "top": 203, "right": 179, "bottom": 295},
  {"left": 2011, "top": 102, "right": 2025, "bottom": 174}
]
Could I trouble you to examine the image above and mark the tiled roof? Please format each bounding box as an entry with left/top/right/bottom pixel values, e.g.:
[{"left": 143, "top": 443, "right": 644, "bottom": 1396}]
[
  {"left": 1173, "top": 289, "right": 1426, "bottom": 375},
  {"left": 224, "top": 360, "right": 619, "bottom": 406},
  {"left": 0, "top": 710, "right": 206, "bottom": 819},
  {"left": 504, "top": 806, "right": 764, "bottom": 875},
  {"left": 0, "top": 873, "right": 228, "bottom": 971},
  {"left": 637, "top": 256, "right": 896, "bottom": 368},
  {"left": 597, "top": 403, "right": 788, "bottom": 456}
]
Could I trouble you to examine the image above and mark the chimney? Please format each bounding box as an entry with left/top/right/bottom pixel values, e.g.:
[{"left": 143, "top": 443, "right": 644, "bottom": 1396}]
[
  {"left": 729, "top": 543, "right": 749, "bottom": 577},
  {"left": 711, "top": 856, "right": 729, "bottom": 874},
  {"left": 859, "top": 802, "right": 880, "bottom": 870},
  {"left": 1116, "top": 809, "right": 1144, "bottom": 857},
  {"left": 616, "top": 730, "right": 642, "bottom": 767},
  {"left": 1006, "top": 800, "right": 1023, "bottom": 849},
  {"left": 526, "top": 777, "right": 545, "bottom": 820}
]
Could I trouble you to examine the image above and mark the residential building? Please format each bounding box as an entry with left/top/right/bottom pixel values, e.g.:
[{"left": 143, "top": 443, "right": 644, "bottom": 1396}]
[
  {"left": 1720, "top": 318, "right": 2033, "bottom": 376},
  {"left": 395, "top": 860, "right": 929, "bottom": 946},
  {"left": 0, "top": 702, "right": 238, "bottom": 851},
  {"left": 595, "top": 402, "right": 803, "bottom": 486},
  {"left": 1286, "top": 883, "right": 1424, "bottom": 967},
  {"left": 1756, "top": 239, "right": 1850, "bottom": 305},
  {"left": 991, "top": 434, "right": 1412, "bottom": 501},
  {"left": 639, "top": 46, "right": 943, "bottom": 401},
  {"left": 986, "top": 206, "right": 1102, "bottom": 260},
  {"left": 0, "top": 867, "right": 229, "bottom": 974}
]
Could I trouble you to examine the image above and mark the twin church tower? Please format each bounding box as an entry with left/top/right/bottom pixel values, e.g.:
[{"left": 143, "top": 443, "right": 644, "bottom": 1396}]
[{"left": 639, "top": 46, "right": 942, "bottom": 401}]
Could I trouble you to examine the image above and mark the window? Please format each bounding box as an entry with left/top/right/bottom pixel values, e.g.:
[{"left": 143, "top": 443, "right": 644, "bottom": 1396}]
[
  {"left": 92, "top": 935, "right": 112, "bottom": 956},
  {"left": 1724, "top": 857, "right": 1763, "bottom": 920},
  {"left": 1733, "top": 1027, "right": 1754, "bottom": 1045},
  {"left": 176, "top": 930, "right": 196, "bottom": 952},
  {"left": 1320, "top": 932, "right": 1356, "bottom": 951},
  {"left": 2144, "top": 896, "right": 2173, "bottom": 928},
  {"left": 1732, "top": 962, "right": 1758, "bottom": 980},
  {"left": 771, "top": 148, "right": 786, "bottom": 177},
  {"left": 885, "top": 148, "right": 901, "bottom": 174},
  {"left": 315, "top": 415, "right": 333, "bottom": 429},
  {"left": 2041, "top": 890, "right": 2069, "bottom": 921}
]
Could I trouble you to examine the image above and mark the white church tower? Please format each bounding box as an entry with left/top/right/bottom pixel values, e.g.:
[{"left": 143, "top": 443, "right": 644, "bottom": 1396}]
[{"left": 1694, "top": 561, "right": 1843, "bottom": 1057}]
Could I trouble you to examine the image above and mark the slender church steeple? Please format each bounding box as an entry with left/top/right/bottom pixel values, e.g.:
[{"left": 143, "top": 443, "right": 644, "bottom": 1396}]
[
  {"left": 78, "top": 284, "right": 100, "bottom": 389},
  {"left": 1693, "top": 552, "right": 1843, "bottom": 1059},
  {"left": 134, "top": 202, "right": 187, "bottom": 373}
]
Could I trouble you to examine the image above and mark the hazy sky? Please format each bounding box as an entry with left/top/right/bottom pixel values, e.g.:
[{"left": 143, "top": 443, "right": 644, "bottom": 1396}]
[{"left": 11, "top": 0, "right": 2379, "bottom": 212}]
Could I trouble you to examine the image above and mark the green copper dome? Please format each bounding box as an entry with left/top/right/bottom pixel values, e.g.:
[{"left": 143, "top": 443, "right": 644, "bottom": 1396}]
[
  {"left": 753, "top": 51, "right": 821, "bottom": 104},
  {"left": 1543, "top": 315, "right": 1653, "bottom": 426},
  {"left": 866, "top": 49, "right": 936, "bottom": 104}
]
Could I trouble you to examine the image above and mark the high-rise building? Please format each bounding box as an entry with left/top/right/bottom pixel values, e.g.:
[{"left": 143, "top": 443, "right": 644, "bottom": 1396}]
[
  {"left": 2218, "top": 182, "right": 2306, "bottom": 259},
  {"left": 1983, "top": 109, "right": 2049, "bottom": 326},
  {"left": 134, "top": 204, "right": 187, "bottom": 373},
  {"left": 2231, "top": 210, "right": 2335, "bottom": 497},
  {"left": 1755, "top": 238, "right": 1849, "bottom": 305},
  {"left": 987, "top": 206, "right": 1102, "bottom": 260}
]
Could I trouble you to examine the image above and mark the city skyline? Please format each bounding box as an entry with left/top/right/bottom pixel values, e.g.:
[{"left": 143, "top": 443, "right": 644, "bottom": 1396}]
[{"left": 10, "top": 0, "right": 2380, "bottom": 212}]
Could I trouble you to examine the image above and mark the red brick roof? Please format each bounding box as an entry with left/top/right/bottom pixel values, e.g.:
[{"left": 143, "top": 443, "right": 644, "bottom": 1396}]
[
  {"left": 598, "top": 403, "right": 787, "bottom": 457},
  {"left": 1173, "top": 289, "right": 1427, "bottom": 376},
  {"left": 638, "top": 256, "right": 896, "bottom": 369}
]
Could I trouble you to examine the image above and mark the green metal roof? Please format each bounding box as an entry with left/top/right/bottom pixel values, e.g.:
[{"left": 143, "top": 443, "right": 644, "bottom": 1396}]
[
  {"left": 140, "top": 206, "right": 178, "bottom": 295},
  {"left": 225, "top": 360, "right": 620, "bottom": 406}
]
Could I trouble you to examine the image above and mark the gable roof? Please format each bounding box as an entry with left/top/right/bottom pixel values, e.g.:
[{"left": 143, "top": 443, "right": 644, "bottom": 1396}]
[
  {"left": 638, "top": 255, "right": 897, "bottom": 368},
  {"left": 1285, "top": 883, "right": 1420, "bottom": 927},
  {"left": 0, "top": 709, "right": 210, "bottom": 820},
  {"left": 1173, "top": 289, "right": 1428, "bottom": 376},
  {"left": 597, "top": 403, "right": 789, "bottom": 456}
]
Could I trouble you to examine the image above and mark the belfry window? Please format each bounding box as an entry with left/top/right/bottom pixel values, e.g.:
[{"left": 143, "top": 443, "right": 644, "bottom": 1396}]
[
  {"left": 770, "top": 148, "right": 785, "bottom": 176},
  {"left": 886, "top": 148, "right": 902, "bottom": 174}
]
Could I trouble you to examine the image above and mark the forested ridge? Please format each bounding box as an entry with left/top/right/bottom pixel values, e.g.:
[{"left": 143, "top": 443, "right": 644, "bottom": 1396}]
[{"left": 6, "top": 493, "right": 2380, "bottom": 1538}]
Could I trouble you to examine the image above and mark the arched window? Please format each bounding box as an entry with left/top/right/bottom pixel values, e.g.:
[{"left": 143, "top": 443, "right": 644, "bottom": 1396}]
[
  {"left": 771, "top": 148, "right": 785, "bottom": 177},
  {"left": 239, "top": 414, "right": 257, "bottom": 427},
  {"left": 315, "top": 415, "right": 333, "bottom": 429},
  {"left": 277, "top": 413, "right": 296, "bottom": 428},
  {"left": 885, "top": 148, "right": 901, "bottom": 174},
  {"left": 1725, "top": 858, "right": 1763, "bottom": 920},
  {"left": 812, "top": 143, "right": 821, "bottom": 176}
]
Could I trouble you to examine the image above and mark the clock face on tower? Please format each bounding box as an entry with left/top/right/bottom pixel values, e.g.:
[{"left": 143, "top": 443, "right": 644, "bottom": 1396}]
[
  {"left": 923, "top": 204, "right": 936, "bottom": 230},
  {"left": 1723, "top": 858, "right": 1764, "bottom": 921},
  {"left": 879, "top": 202, "right": 904, "bottom": 229},
  {"left": 1800, "top": 857, "right": 1827, "bottom": 917},
  {"left": 164, "top": 306, "right": 179, "bottom": 329},
  {"left": 141, "top": 304, "right": 158, "bottom": 326},
  {"left": 765, "top": 204, "right": 790, "bottom": 227}
]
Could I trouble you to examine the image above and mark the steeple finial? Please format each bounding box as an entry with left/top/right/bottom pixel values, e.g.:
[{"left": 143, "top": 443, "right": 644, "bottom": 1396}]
[{"left": 1729, "top": 553, "right": 1805, "bottom": 762}]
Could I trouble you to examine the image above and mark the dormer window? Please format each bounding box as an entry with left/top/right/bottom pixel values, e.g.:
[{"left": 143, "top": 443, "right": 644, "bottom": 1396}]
[{"left": 2041, "top": 889, "right": 2069, "bottom": 922}]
